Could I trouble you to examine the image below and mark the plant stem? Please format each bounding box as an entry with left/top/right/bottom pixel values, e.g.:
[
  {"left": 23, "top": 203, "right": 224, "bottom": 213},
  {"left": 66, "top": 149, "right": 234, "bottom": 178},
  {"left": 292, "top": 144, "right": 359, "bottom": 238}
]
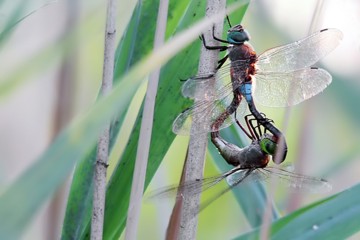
[
  {"left": 47, "top": 0, "right": 79, "bottom": 238},
  {"left": 91, "top": 0, "right": 117, "bottom": 239},
  {"left": 177, "top": 0, "right": 226, "bottom": 239},
  {"left": 124, "top": 0, "right": 169, "bottom": 239}
]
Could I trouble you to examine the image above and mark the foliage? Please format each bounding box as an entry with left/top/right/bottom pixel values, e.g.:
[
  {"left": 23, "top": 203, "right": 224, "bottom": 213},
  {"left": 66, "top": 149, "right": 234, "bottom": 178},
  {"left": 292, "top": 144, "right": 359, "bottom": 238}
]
[{"left": 0, "top": 1, "right": 360, "bottom": 239}]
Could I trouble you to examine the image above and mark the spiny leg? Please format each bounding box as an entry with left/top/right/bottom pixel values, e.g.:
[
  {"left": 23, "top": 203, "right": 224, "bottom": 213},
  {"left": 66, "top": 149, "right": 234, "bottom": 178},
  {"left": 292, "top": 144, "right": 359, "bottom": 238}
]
[
  {"left": 245, "top": 114, "right": 260, "bottom": 140},
  {"left": 217, "top": 54, "right": 229, "bottom": 70},
  {"left": 235, "top": 110, "right": 254, "bottom": 140},
  {"left": 211, "top": 25, "right": 230, "bottom": 44},
  {"left": 199, "top": 33, "right": 228, "bottom": 51},
  {"left": 226, "top": 15, "right": 232, "bottom": 28}
]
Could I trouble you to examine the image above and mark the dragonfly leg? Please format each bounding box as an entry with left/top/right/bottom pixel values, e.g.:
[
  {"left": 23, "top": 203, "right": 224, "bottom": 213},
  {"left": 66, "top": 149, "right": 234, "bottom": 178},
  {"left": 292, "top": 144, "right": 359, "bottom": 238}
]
[
  {"left": 249, "top": 113, "right": 277, "bottom": 137},
  {"left": 226, "top": 15, "right": 232, "bottom": 28},
  {"left": 258, "top": 112, "right": 275, "bottom": 124},
  {"left": 235, "top": 111, "right": 254, "bottom": 140},
  {"left": 245, "top": 114, "right": 260, "bottom": 140},
  {"left": 217, "top": 55, "right": 229, "bottom": 69},
  {"left": 251, "top": 117, "right": 263, "bottom": 138},
  {"left": 200, "top": 33, "right": 228, "bottom": 51},
  {"left": 211, "top": 25, "right": 230, "bottom": 44}
]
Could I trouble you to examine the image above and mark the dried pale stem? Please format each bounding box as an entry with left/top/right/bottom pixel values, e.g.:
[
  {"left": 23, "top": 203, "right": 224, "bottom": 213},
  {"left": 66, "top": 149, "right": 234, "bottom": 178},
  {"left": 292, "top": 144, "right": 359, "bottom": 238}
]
[
  {"left": 177, "top": 0, "right": 226, "bottom": 239},
  {"left": 124, "top": 0, "right": 169, "bottom": 239},
  {"left": 91, "top": 0, "right": 117, "bottom": 239},
  {"left": 47, "top": 1, "right": 79, "bottom": 238}
]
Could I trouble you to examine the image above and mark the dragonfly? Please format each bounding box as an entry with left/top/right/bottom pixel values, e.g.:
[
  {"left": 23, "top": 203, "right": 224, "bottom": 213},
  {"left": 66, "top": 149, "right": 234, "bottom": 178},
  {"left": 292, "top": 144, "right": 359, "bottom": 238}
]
[
  {"left": 173, "top": 23, "right": 343, "bottom": 162},
  {"left": 210, "top": 113, "right": 286, "bottom": 166},
  {"left": 151, "top": 115, "right": 331, "bottom": 212}
]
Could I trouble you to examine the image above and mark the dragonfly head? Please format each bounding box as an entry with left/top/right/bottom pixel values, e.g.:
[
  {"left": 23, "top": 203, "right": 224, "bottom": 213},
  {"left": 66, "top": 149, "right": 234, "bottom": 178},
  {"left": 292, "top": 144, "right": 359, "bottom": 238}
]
[
  {"left": 259, "top": 135, "right": 277, "bottom": 155},
  {"left": 260, "top": 134, "right": 287, "bottom": 163},
  {"left": 227, "top": 24, "right": 250, "bottom": 45}
]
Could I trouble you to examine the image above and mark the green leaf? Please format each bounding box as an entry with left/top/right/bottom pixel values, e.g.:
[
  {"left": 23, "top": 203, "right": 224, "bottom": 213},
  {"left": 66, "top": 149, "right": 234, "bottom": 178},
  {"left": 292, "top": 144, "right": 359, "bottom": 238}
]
[
  {"left": 67, "top": 0, "right": 248, "bottom": 239},
  {"left": 95, "top": 1, "right": 249, "bottom": 239},
  {"left": 101, "top": 1, "right": 206, "bottom": 239},
  {"left": 61, "top": 3, "right": 144, "bottom": 239},
  {"left": 0, "top": 76, "right": 143, "bottom": 240},
  {"left": 0, "top": 0, "right": 222, "bottom": 235},
  {"left": 234, "top": 183, "right": 360, "bottom": 240},
  {"left": 0, "top": 1, "right": 54, "bottom": 44}
]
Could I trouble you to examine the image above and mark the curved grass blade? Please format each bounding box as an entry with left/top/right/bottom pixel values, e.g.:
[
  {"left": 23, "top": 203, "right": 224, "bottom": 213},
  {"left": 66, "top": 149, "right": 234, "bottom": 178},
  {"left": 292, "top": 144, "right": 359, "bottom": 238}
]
[
  {"left": 0, "top": 1, "right": 233, "bottom": 237},
  {"left": 234, "top": 183, "right": 360, "bottom": 240},
  {"left": 76, "top": 1, "right": 248, "bottom": 239},
  {"left": 62, "top": 0, "right": 189, "bottom": 237},
  {"left": 61, "top": 2, "right": 142, "bottom": 239},
  {"left": 0, "top": 1, "right": 55, "bottom": 44},
  {"left": 0, "top": 77, "right": 144, "bottom": 240},
  {"left": 100, "top": 2, "right": 206, "bottom": 239}
]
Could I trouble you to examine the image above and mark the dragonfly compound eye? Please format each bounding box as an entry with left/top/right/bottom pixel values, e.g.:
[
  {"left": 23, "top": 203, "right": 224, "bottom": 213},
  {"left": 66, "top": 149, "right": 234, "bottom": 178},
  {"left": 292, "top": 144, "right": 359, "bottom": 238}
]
[
  {"left": 260, "top": 137, "right": 277, "bottom": 155},
  {"left": 227, "top": 25, "right": 250, "bottom": 44}
]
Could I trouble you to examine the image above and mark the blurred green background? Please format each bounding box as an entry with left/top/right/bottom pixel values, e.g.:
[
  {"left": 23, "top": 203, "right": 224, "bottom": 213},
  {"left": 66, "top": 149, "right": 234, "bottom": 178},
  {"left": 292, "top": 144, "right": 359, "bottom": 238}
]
[{"left": 0, "top": 0, "right": 359, "bottom": 239}]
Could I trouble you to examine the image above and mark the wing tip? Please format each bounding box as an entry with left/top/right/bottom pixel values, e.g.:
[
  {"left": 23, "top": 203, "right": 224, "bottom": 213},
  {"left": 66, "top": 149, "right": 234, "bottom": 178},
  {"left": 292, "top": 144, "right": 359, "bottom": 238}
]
[{"left": 320, "top": 28, "right": 344, "bottom": 40}]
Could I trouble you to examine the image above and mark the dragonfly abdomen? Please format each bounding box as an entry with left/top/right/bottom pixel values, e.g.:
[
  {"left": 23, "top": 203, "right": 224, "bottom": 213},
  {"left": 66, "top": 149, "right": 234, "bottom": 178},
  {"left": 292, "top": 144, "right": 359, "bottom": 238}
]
[{"left": 212, "top": 135, "right": 269, "bottom": 167}]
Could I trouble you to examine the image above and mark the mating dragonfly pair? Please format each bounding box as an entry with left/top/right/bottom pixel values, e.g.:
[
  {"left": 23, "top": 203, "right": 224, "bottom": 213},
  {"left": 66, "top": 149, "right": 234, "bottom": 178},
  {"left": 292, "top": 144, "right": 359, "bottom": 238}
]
[{"left": 158, "top": 21, "right": 342, "bottom": 204}]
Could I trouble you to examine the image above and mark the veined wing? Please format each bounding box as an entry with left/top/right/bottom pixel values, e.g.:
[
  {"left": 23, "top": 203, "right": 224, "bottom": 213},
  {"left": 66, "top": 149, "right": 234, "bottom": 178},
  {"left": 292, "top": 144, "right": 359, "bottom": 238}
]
[
  {"left": 146, "top": 168, "right": 238, "bottom": 200},
  {"left": 256, "top": 28, "right": 343, "bottom": 73},
  {"left": 226, "top": 168, "right": 267, "bottom": 186},
  {"left": 172, "top": 95, "right": 247, "bottom": 135},
  {"left": 227, "top": 166, "right": 331, "bottom": 193},
  {"left": 254, "top": 67, "right": 332, "bottom": 107},
  {"left": 181, "top": 60, "right": 250, "bottom": 100},
  {"left": 147, "top": 168, "right": 257, "bottom": 218},
  {"left": 255, "top": 167, "right": 331, "bottom": 193}
]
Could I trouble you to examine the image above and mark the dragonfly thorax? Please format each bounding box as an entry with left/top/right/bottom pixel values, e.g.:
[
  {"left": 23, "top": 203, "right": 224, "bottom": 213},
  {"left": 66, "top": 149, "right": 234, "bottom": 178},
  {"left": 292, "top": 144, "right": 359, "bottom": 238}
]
[
  {"left": 228, "top": 43, "right": 256, "bottom": 63},
  {"left": 229, "top": 43, "right": 257, "bottom": 83}
]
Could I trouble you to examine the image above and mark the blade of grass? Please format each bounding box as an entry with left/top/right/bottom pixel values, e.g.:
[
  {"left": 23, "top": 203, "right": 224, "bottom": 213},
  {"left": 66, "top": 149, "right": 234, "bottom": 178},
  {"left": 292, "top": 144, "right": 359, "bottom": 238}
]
[
  {"left": 98, "top": 0, "right": 207, "bottom": 238},
  {"left": 84, "top": 3, "right": 247, "bottom": 239},
  {"left": 0, "top": 1, "right": 55, "bottom": 45},
  {"left": 62, "top": 2, "right": 159, "bottom": 239},
  {"left": 0, "top": 0, "right": 136, "bottom": 101},
  {"left": 234, "top": 183, "right": 360, "bottom": 240},
  {"left": 124, "top": 0, "right": 169, "bottom": 239},
  {"left": 0, "top": 4, "right": 243, "bottom": 239},
  {"left": 46, "top": 0, "right": 79, "bottom": 239}
]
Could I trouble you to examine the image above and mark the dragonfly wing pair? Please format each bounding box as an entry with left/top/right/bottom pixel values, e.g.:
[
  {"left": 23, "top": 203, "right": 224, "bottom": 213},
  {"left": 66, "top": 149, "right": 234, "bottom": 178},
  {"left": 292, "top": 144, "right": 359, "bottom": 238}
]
[
  {"left": 227, "top": 166, "right": 332, "bottom": 193},
  {"left": 254, "top": 28, "right": 343, "bottom": 107},
  {"left": 148, "top": 165, "right": 331, "bottom": 203},
  {"left": 173, "top": 28, "right": 343, "bottom": 135}
]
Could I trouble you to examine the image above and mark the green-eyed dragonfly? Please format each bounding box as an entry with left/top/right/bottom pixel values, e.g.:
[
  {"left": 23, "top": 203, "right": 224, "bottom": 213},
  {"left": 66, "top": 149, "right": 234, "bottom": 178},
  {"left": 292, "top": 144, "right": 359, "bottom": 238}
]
[{"left": 151, "top": 115, "right": 330, "bottom": 212}]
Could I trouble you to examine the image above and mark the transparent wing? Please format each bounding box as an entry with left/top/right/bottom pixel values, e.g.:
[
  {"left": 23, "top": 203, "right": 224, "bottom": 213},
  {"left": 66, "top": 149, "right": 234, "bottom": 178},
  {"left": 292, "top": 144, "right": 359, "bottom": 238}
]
[
  {"left": 226, "top": 168, "right": 267, "bottom": 186},
  {"left": 146, "top": 168, "right": 236, "bottom": 201},
  {"left": 256, "top": 28, "right": 343, "bottom": 73},
  {"left": 172, "top": 95, "right": 247, "bottom": 135},
  {"left": 227, "top": 166, "right": 331, "bottom": 193},
  {"left": 254, "top": 68, "right": 332, "bottom": 107},
  {"left": 181, "top": 60, "right": 250, "bottom": 100},
  {"left": 258, "top": 167, "right": 332, "bottom": 193}
]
